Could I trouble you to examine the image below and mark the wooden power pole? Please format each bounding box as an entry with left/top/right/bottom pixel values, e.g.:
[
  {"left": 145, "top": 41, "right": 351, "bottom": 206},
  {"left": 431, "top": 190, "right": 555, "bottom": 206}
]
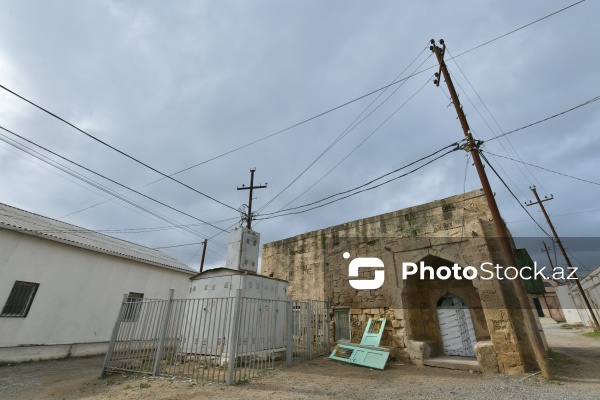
[
  {"left": 430, "top": 39, "right": 553, "bottom": 379},
  {"left": 527, "top": 186, "right": 600, "bottom": 330},
  {"left": 541, "top": 241, "right": 555, "bottom": 273},
  {"left": 199, "top": 239, "right": 208, "bottom": 273},
  {"left": 237, "top": 168, "right": 267, "bottom": 229}
]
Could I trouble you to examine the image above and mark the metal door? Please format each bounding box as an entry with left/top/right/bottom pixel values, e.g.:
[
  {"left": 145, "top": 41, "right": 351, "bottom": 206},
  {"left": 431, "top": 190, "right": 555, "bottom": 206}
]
[
  {"left": 334, "top": 309, "right": 350, "bottom": 342},
  {"left": 436, "top": 295, "right": 477, "bottom": 357}
]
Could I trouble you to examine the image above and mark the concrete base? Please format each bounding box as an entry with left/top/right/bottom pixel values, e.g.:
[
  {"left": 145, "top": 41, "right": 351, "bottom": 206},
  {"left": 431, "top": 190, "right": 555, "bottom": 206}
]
[
  {"left": 0, "top": 342, "right": 108, "bottom": 363},
  {"left": 423, "top": 356, "right": 481, "bottom": 372}
]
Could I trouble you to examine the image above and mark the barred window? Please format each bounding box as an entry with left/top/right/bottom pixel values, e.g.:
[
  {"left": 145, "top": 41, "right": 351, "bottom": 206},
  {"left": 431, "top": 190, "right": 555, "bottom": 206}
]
[
  {"left": 123, "top": 292, "right": 144, "bottom": 322},
  {"left": 1, "top": 281, "right": 39, "bottom": 317}
]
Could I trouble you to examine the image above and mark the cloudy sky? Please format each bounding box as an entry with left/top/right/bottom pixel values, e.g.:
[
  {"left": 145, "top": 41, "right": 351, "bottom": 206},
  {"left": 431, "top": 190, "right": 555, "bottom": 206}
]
[{"left": 0, "top": 0, "right": 598, "bottom": 273}]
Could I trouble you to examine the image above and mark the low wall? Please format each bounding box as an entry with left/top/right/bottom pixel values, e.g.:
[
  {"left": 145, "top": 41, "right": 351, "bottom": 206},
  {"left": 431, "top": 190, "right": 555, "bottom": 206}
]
[{"left": 0, "top": 342, "right": 108, "bottom": 363}]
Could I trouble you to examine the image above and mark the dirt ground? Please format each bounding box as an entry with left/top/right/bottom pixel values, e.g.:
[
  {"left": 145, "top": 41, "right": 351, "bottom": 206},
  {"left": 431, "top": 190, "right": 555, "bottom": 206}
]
[{"left": 1, "top": 320, "right": 599, "bottom": 400}]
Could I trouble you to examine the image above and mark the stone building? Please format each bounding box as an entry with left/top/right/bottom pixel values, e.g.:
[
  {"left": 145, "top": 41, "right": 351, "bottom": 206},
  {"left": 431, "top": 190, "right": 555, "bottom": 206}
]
[{"left": 261, "top": 189, "right": 543, "bottom": 374}]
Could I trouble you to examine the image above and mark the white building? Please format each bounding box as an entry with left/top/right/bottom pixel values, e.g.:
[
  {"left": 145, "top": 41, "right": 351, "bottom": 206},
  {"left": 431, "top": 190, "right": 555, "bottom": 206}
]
[
  {"left": 555, "top": 266, "right": 600, "bottom": 326},
  {"left": 0, "top": 202, "right": 195, "bottom": 363}
]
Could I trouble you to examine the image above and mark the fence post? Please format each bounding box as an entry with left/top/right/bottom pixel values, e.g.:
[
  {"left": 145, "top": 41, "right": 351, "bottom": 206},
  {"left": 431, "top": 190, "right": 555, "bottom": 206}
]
[
  {"left": 226, "top": 289, "right": 242, "bottom": 385},
  {"left": 325, "top": 297, "right": 331, "bottom": 354},
  {"left": 286, "top": 297, "right": 293, "bottom": 366},
  {"left": 306, "top": 301, "right": 313, "bottom": 360},
  {"left": 152, "top": 289, "right": 174, "bottom": 376},
  {"left": 101, "top": 293, "right": 129, "bottom": 377}
]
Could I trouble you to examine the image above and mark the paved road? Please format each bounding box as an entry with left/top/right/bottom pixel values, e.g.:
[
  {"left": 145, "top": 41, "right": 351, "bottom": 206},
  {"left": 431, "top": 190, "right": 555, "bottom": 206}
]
[{"left": 542, "top": 318, "right": 600, "bottom": 358}]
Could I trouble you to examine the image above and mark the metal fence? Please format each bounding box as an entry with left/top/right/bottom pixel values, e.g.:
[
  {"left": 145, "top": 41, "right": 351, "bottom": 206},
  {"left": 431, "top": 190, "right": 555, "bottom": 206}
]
[{"left": 102, "top": 290, "right": 330, "bottom": 384}]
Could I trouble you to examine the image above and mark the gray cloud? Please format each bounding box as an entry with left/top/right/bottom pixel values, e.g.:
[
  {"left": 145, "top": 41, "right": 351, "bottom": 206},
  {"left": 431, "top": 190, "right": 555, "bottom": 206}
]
[{"left": 0, "top": 0, "right": 598, "bottom": 271}]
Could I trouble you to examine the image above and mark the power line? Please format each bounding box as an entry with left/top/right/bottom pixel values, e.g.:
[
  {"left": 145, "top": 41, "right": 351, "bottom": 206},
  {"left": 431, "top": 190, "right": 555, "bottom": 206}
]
[
  {"left": 262, "top": 64, "right": 435, "bottom": 216},
  {"left": 153, "top": 242, "right": 204, "bottom": 250},
  {"left": 159, "top": 0, "right": 586, "bottom": 179},
  {"left": 506, "top": 207, "right": 600, "bottom": 223},
  {"left": 445, "top": 47, "right": 547, "bottom": 195},
  {"left": 482, "top": 150, "right": 600, "bottom": 186},
  {"left": 0, "top": 84, "right": 238, "bottom": 213},
  {"left": 443, "top": 68, "right": 530, "bottom": 201},
  {"left": 0, "top": 125, "right": 230, "bottom": 235},
  {"left": 260, "top": 142, "right": 458, "bottom": 217},
  {"left": 0, "top": 134, "right": 229, "bottom": 251},
  {"left": 256, "top": 4, "right": 584, "bottom": 216},
  {"left": 1, "top": 0, "right": 581, "bottom": 193},
  {"left": 258, "top": 45, "right": 432, "bottom": 213},
  {"left": 256, "top": 145, "right": 458, "bottom": 221},
  {"left": 0, "top": 134, "right": 230, "bottom": 251},
  {"left": 484, "top": 95, "right": 600, "bottom": 142},
  {"left": 450, "top": 1, "right": 586, "bottom": 59},
  {"left": 0, "top": 1, "right": 584, "bottom": 236},
  {"left": 478, "top": 150, "right": 552, "bottom": 238}
]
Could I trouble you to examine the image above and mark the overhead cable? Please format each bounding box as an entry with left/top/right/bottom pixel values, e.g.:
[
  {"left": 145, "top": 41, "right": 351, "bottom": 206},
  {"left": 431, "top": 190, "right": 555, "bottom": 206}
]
[
  {"left": 0, "top": 84, "right": 238, "bottom": 212},
  {"left": 482, "top": 150, "right": 600, "bottom": 186},
  {"left": 0, "top": 125, "right": 229, "bottom": 234},
  {"left": 258, "top": 45, "right": 433, "bottom": 213},
  {"left": 484, "top": 95, "right": 600, "bottom": 142},
  {"left": 256, "top": 145, "right": 459, "bottom": 221},
  {"left": 478, "top": 151, "right": 552, "bottom": 238}
]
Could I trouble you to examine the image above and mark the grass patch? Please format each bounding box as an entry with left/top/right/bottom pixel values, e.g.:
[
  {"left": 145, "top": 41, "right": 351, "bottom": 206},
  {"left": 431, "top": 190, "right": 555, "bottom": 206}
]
[
  {"left": 583, "top": 331, "right": 600, "bottom": 338},
  {"left": 139, "top": 382, "right": 151, "bottom": 389},
  {"left": 560, "top": 323, "right": 584, "bottom": 329},
  {"left": 236, "top": 377, "right": 250, "bottom": 385}
]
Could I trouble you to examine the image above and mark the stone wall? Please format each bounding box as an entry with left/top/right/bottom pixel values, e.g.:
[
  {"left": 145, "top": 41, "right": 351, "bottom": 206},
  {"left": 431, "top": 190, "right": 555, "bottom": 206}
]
[{"left": 261, "top": 189, "right": 537, "bottom": 374}]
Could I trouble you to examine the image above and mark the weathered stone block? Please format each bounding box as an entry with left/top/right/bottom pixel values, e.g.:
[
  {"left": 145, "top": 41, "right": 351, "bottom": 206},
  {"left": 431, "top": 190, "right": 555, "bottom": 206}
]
[
  {"left": 474, "top": 340, "right": 498, "bottom": 373},
  {"left": 406, "top": 340, "right": 433, "bottom": 366}
]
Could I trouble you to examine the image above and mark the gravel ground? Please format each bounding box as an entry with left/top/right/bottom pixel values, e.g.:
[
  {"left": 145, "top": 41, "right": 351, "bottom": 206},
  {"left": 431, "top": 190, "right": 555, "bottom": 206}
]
[{"left": 1, "top": 321, "right": 598, "bottom": 399}]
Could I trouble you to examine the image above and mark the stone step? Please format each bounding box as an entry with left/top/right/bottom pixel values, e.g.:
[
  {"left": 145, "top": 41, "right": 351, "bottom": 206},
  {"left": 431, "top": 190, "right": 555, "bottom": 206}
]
[{"left": 423, "top": 356, "right": 481, "bottom": 372}]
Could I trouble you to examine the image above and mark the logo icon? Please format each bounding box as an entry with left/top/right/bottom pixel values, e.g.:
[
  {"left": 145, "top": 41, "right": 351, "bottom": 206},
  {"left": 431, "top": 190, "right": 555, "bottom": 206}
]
[{"left": 345, "top": 252, "right": 385, "bottom": 290}]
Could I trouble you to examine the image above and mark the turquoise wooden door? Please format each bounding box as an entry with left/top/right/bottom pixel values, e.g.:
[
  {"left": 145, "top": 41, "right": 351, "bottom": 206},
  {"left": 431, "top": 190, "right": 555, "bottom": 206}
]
[{"left": 360, "top": 318, "right": 386, "bottom": 346}]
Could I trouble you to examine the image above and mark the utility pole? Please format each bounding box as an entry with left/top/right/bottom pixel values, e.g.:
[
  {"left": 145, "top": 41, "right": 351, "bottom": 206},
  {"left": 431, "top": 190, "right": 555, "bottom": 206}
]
[
  {"left": 542, "top": 239, "right": 581, "bottom": 321},
  {"left": 237, "top": 168, "right": 267, "bottom": 229},
  {"left": 199, "top": 239, "right": 208, "bottom": 273},
  {"left": 430, "top": 39, "right": 552, "bottom": 379},
  {"left": 541, "top": 241, "right": 557, "bottom": 275},
  {"left": 526, "top": 186, "right": 600, "bottom": 330}
]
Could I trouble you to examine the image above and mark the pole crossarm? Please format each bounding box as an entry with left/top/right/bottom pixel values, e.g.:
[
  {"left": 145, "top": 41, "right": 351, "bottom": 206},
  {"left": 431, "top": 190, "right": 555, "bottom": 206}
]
[{"left": 237, "top": 168, "right": 267, "bottom": 229}]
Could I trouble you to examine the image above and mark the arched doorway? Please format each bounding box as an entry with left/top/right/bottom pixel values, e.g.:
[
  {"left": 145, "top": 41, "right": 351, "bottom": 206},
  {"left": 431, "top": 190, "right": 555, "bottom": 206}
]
[{"left": 436, "top": 294, "right": 477, "bottom": 357}]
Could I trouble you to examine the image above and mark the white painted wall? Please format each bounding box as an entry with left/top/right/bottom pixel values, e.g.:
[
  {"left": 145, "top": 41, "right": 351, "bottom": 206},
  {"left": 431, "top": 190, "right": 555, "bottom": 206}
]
[
  {"left": 555, "top": 268, "right": 600, "bottom": 327},
  {"left": 0, "top": 230, "right": 192, "bottom": 360},
  {"left": 555, "top": 285, "right": 583, "bottom": 325}
]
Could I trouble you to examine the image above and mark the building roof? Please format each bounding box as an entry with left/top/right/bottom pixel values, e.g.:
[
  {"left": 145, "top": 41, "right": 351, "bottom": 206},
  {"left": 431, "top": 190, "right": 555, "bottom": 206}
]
[
  {"left": 190, "top": 267, "right": 288, "bottom": 282},
  {"left": 0, "top": 202, "right": 195, "bottom": 274}
]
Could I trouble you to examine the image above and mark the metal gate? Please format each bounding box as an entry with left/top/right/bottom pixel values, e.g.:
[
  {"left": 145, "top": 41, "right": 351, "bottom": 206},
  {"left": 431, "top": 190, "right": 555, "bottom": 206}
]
[
  {"left": 102, "top": 290, "right": 330, "bottom": 384},
  {"left": 436, "top": 294, "right": 477, "bottom": 357},
  {"left": 289, "top": 300, "right": 329, "bottom": 363}
]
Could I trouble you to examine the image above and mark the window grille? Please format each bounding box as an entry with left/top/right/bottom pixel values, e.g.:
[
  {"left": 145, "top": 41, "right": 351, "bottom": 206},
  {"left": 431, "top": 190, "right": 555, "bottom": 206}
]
[
  {"left": 1, "top": 281, "right": 39, "bottom": 317},
  {"left": 123, "top": 292, "right": 144, "bottom": 322}
]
